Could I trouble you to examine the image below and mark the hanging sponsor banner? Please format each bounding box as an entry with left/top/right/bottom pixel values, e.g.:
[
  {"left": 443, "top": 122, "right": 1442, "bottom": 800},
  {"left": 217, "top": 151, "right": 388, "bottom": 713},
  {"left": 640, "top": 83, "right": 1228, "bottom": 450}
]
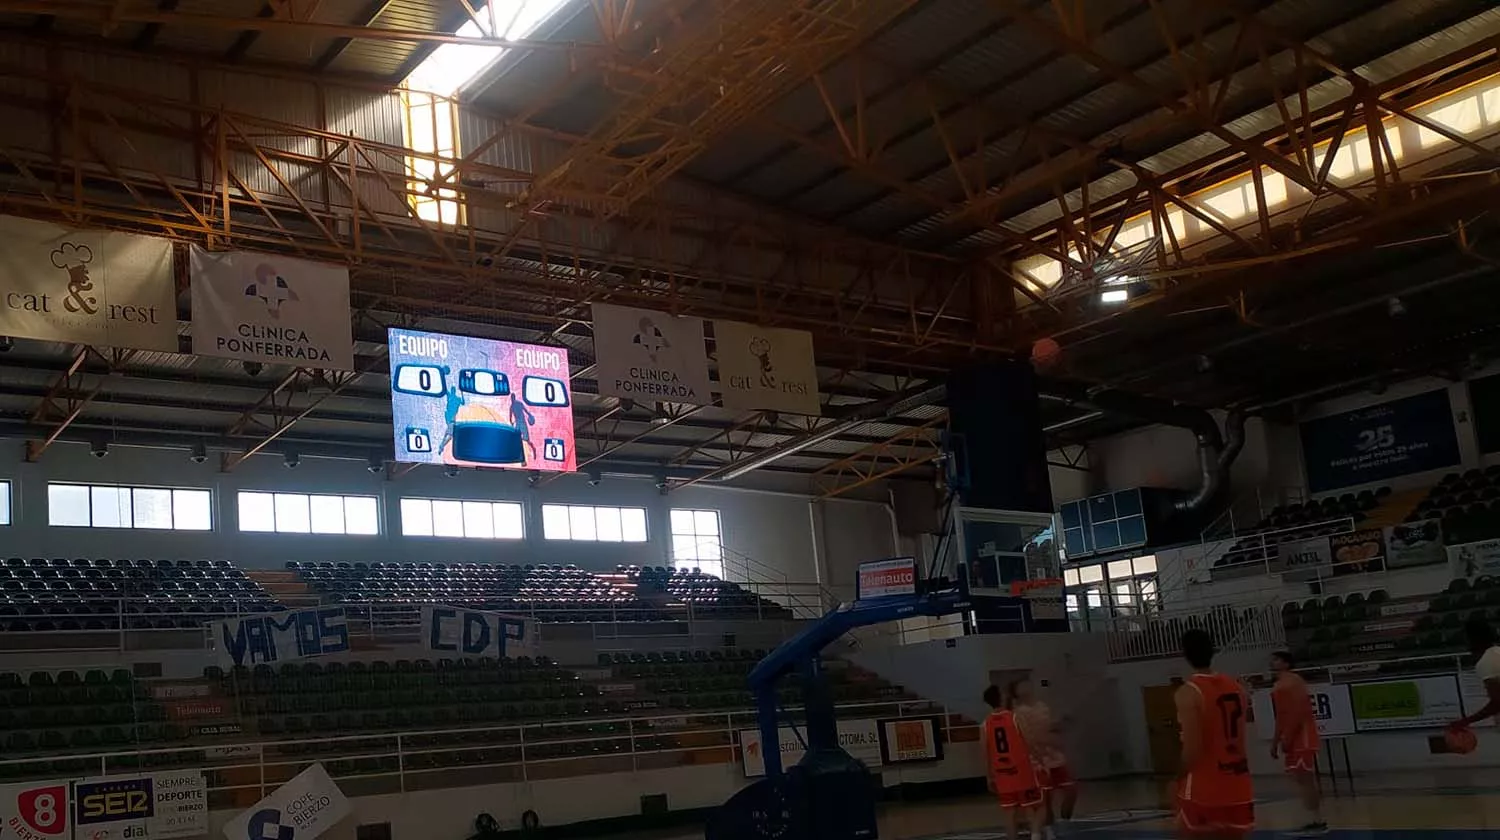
[
  {"left": 222, "top": 764, "right": 349, "bottom": 840},
  {"left": 739, "top": 720, "right": 881, "bottom": 778},
  {"left": 214, "top": 607, "right": 350, "bottom": 668},
  {"left": 1329, "top": 529, "right": 1387, "bottom": 577},
  {"left": 0, "top": 780, "right": 71, "bottom": 840},
  {"left": 1385, "top": 519, "right": 1445, "bottom": 569},
  {"left": 1299, "top": 389, "right": 1462, "bottom": 493},
  {"left": 149, "top": 684, "right": 210, "bottom": 701},
  {"left": 713, "top": 319, "right": 821, "bottom": 416},
  {"left": 189, "top": 247, "right": 353, "bottom": 370},
  {"left": 856, "top": 557, "right": 918, "bottom": 600},
  {"left": 877, "top": 716, "right": 945, "bottom": 764},
  {"left": 1272, "top": 536, "right": 1333, "bottom": 582},
  {"left": 0, "top": 215, "right": 176, "bottom": 351},
  {"left": 1448, "top": 538, "right": 1500, "bottom": 579},
  {"left": 75, "top": 772, "right": 207, "bottom": 840},
  {"left": 420, "top": 606, "right": 537, "bottom": 659},
  {"left": 1379, "top": 600, "right": 1430, "bottom": 618},
  {"left": 163, "top": 698, "right": 227, "bottom": 721},
  {"left": 1349, "top": 675, "right": 1463, "bottom": 731},
  {"left": 1011, "top": 578, "right": 1065, "bottom": 620},
  {"left": 590, "top": 303, "right": 712, "bottom": 405},
  {"left": 1249, "top": 682, "right": 1356, "bottom": 740}
]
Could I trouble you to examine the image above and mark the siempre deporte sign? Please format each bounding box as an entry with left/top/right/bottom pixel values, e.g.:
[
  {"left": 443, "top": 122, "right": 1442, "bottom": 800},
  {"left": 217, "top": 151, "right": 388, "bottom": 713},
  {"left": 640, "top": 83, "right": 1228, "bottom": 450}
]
[
  {"left": 421, "top": 606, "right": 538, "bottom": 659},
  {"left": 214, "top": 607, "right": 350, "bottom": 668},
  {"left": 0, "top": 773, "right": 207, "bottom": 840}
]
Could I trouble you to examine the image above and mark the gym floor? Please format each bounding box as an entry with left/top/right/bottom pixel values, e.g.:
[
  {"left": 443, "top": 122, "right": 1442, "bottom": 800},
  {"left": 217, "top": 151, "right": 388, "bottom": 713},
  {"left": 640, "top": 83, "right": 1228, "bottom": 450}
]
[{"left": 869, "top": 769, "right": 1500, "bottom": 838}]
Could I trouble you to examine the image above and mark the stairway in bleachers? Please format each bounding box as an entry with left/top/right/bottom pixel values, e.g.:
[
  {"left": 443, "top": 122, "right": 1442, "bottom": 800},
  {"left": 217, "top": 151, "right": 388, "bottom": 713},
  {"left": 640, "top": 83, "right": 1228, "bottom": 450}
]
[
  {"left": 1366, "top": 487, "right": 1429, "bottom": 529},
  {"left": 245, "top": 570, "right": 320, "bottom": 608}
]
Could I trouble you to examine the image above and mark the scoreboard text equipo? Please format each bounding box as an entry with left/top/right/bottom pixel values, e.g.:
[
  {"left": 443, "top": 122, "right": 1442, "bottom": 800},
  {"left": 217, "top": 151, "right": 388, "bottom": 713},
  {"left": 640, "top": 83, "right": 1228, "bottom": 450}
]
[{"left": 387, "top": 327, "right": 577, "bottom": 472}]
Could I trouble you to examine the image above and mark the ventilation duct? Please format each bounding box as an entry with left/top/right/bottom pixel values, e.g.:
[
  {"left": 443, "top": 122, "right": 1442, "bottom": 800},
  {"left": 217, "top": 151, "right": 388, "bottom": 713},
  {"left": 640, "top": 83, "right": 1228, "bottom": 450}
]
[{"left": 1039, "top": 379, "right": 1245, "bottom": 514}]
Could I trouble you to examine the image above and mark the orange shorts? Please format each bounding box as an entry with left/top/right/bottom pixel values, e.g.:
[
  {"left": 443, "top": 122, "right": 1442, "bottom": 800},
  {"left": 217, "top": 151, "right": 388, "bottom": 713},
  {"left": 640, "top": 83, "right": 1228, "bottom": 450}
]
[
  {"left": 1284, "top": 749, "right": 1319, "bottom": 774},
  {"left": 1177, "top": 798, "right": 1254, "bottom": 836},
  {"left": 994, "top": 782, "right": 1043, "bottom": 809},
  {"left": 1037, "top": 763, "right": 1075, "bottom": 789}
]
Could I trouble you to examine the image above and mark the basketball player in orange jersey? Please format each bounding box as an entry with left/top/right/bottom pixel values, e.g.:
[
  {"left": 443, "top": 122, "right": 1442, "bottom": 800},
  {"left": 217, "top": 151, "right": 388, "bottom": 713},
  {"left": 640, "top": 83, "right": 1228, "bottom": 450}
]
[
  {"left": 1174, "top": 629, "right": 1254, "bottom": 839},
  {"left": 983, "top": 684, "right": 1048, "bottom": 840},
  {"left": 1269, "top": 651, "right": 1325, "bottom": 835}
]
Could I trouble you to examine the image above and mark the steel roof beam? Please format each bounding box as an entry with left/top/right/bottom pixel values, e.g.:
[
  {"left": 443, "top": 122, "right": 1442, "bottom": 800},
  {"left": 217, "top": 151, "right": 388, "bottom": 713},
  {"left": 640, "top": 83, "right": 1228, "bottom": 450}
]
[
  {"left": 511, "top": 0, "right": 923, "bottom": 221},
  {"left": 24, "top": 346, "right": 137, "bottom": 462},
  {"left": 0, "top": 1, "right": 606, "bottom": 50}
]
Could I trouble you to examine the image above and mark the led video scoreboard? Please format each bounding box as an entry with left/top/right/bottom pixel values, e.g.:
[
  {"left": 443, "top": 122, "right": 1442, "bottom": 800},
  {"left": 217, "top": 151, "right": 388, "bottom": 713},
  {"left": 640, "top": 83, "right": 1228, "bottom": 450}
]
[{"left": 388, "top": 327, "right": 576, "bottom": 472}]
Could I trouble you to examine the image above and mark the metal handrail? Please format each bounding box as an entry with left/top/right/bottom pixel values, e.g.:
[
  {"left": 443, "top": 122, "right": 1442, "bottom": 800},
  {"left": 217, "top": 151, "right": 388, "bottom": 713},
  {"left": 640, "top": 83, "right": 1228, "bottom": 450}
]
[{"left": 0, "top": 698, "right": 967, "bottom": 797}]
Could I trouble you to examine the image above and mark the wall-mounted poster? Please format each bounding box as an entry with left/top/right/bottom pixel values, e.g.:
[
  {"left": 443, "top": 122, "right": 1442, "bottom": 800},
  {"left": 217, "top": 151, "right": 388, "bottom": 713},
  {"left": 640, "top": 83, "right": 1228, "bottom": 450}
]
[
  {"left": 388, "top": 328, "right": 576, "bottom": 472},
  {"left": 1349, "top": 676, "right": 1463, "bottom": 732},
  {"left": 1329, "top": 529, "right": 1387, "bottom": 577},
  {"left": 1299, "top": 389, "right": 1461, "bottom": 493},
  {"left": 1385, "top": 519, "right": 1445, "bottom": 569}
]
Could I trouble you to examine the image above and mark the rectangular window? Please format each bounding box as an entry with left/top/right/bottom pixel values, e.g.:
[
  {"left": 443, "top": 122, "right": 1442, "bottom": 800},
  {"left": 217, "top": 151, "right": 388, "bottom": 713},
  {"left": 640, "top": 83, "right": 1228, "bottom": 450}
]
[
  {"left": 237, "top": 492, "right": 379, "bottom": 535},
  {"left": 670, "top": 508, "right": 723, "bottom": 577},
  {"left": 400, "top": 498, "right": 524, "bottom": 540},
  {"left": 0, "top": 480, "right": 11, "bottom": 526},
  {"left": 541, "top": 504, "right": 647, "bottom": 542},
  {"left": 48, "top": 483, "right": 212, "bottom": 531}
]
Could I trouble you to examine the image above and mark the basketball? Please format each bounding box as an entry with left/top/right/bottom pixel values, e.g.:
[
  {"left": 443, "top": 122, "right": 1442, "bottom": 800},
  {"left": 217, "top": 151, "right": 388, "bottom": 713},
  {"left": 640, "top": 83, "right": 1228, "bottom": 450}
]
[
  {"left": 1031, "top": 337, "right": 1062, "bottom": 370},
  {"left": 1446, "top": 726, "right": 1478, "bottom": 755}
]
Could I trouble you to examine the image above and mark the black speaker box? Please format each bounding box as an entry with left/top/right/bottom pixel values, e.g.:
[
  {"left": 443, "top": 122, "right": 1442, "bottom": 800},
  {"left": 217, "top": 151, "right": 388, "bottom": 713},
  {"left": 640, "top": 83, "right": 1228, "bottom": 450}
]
[{"left": 947, "top": 362, "right": 1052, "bottom": 513}]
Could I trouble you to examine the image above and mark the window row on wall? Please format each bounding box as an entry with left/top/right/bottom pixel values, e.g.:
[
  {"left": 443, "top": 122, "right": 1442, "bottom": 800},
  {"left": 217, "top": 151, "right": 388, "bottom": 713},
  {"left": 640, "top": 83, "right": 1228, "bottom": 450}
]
[{"left": 0, "top": 481, "right": 723, "bottom": 570}]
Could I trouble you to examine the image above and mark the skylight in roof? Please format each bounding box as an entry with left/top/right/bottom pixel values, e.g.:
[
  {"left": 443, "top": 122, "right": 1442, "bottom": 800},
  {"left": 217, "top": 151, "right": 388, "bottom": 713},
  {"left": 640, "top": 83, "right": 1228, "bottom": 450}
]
[{"left": 405, "top": 0, "right": 572, "bottom": 97}]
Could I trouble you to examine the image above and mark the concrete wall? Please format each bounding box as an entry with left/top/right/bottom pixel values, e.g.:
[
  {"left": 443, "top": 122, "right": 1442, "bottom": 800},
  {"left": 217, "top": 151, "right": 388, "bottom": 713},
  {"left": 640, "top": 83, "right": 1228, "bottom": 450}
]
[
  {"left": 850, "top": 632, "right": 1133, "bottom": 779},
  {"left": 0, "top": 441, "right": 896, "bottom": 587},
  {"left": 201, "top": 737, "right": 985, "bottom": 840}
]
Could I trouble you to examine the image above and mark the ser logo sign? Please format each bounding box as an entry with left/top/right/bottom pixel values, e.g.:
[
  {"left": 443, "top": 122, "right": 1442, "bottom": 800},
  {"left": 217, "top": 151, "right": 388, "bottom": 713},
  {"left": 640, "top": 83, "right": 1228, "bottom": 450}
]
[{"left": 76, "top": 779, "right": 154, "bottom": 826}]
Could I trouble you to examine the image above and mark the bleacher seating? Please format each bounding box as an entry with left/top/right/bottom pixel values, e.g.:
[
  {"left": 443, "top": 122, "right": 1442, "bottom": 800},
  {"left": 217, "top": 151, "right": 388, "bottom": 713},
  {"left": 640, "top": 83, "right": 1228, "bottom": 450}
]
[
  {"left": 1282, "top": 578, "right": 1500, "bottom": 666},
  {"left": 1212, "top": 486, "right": 1391, "bottom": 572},
  {"left": 624, "top": 566, "right": 793, "bottom": 619},
  {"left": 0, "top": 650, "right": 918, "bottom": 784},
  {"left": 0, "top": 557, "right": 797, "bottom": 631},
  {"left": 291, "top": 561, "right": 666, "bottom": 622},
  {"left": 1408, "top": 468, "right": 1500, "bottom": 544},
  {"left": 0, "top": 557, "right": 278, "bottom": 631}
]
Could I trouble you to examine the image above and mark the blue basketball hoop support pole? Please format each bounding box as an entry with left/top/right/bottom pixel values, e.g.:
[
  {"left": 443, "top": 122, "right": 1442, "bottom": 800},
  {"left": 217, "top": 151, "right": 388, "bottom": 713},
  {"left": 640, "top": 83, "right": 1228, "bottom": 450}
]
[{"left": 745, "top": 587, "right": 970, "bottom": 778}]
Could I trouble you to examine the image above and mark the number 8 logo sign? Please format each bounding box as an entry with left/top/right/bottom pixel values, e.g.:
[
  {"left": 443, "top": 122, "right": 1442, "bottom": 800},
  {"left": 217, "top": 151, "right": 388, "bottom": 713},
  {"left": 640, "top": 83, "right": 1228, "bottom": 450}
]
[{"left": 3, "top": 783, "right": 70, "bottom": 837}]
